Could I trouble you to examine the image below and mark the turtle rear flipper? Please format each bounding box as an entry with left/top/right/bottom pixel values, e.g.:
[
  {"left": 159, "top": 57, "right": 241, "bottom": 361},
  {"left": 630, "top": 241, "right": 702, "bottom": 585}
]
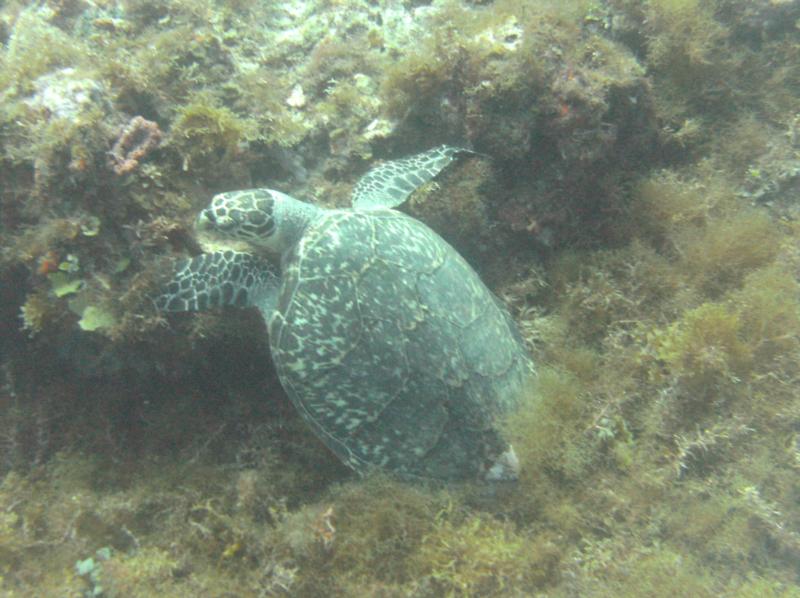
[
  {"left": 351, "top": 145, "right": 476, "bottom": 210},
  {"left": 153, "top": 250, "right": 279, "bottom": 313}
]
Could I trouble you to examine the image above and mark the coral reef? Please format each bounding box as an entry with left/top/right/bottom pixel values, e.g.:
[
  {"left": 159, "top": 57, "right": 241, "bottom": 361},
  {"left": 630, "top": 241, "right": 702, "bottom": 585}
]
[{"left": 1, "top": 0, "right": 799, "bottom": 595}]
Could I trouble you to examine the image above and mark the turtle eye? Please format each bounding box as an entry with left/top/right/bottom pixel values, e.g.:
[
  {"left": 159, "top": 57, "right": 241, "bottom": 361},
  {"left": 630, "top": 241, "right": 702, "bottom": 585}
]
[
  {"left": 229, "top": 209, "right": 245, "bottom": 225},
  {"left": 197, "top": 208, "right": 220, "bottom": 231},
  {"left": 203, "top": 208, "right": 237, "bottom": 231}
]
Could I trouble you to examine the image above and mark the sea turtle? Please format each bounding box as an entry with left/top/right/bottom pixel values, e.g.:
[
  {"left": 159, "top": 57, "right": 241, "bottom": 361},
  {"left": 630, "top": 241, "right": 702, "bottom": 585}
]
[{"left": 155, "top": 145, "right": 535, "bottom": 481}]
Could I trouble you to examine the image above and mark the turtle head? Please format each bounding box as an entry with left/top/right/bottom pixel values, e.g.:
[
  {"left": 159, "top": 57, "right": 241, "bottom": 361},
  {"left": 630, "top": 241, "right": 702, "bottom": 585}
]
[{"left": 196, "top": 188, "right": 318, "bottom": 255}]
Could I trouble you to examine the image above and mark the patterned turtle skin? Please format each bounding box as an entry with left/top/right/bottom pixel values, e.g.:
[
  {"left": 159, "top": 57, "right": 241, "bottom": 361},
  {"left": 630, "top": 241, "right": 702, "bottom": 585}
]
[{"left": 155, "top": 146, "right": 534, "bottom": 481}]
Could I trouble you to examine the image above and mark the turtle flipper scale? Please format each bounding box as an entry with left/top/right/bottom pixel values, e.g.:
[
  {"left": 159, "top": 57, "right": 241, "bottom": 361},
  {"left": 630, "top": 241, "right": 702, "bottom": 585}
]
[
  {"left": 351, "top": 145, "right": 475, "bottom": 210},
  {"left": 153, "top": 250, "right": 279, "bottom": 313}
]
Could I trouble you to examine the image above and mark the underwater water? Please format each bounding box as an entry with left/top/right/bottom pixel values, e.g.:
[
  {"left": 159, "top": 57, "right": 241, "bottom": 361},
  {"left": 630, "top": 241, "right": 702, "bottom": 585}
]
[{"left": 1, "top": 0, "right": 799, "bottom": 595}]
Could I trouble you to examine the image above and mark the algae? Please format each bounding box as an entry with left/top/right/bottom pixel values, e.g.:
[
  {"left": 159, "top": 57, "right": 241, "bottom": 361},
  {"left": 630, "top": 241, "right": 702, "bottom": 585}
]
[{"left": 1, "top": 0, "right": 799, "bottom": 596}]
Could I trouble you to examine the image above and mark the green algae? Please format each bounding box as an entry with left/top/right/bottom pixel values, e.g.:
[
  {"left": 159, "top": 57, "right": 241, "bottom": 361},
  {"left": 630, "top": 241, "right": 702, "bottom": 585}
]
[
  {"left": 0, "top": 0, "right": 799, "bottom": 596},
  {"left": 169, "top": 98, "right": 257, "bottom": 171},
  {"left": 77, "top": 305, "right": 118, "bottom": 332}
]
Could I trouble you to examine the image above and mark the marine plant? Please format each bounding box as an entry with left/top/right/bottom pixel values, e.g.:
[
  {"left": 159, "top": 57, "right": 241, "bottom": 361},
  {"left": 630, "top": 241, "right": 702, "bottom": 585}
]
[
  {"left": 168, "top": 96, "right": 257, "bottom": 173},
  {"left": 0, "top": 0, "right": 799, "bottom": 596}
]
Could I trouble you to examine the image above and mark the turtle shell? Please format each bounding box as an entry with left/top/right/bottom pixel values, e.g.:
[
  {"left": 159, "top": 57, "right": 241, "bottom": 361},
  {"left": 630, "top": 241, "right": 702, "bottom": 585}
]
[{"left": 268, "top": 208, "right": 533, "bottom": 480}]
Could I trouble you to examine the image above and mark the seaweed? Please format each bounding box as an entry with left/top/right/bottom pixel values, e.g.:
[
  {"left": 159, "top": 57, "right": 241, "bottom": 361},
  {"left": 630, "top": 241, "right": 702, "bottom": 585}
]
[
  {"left": 413, "top": 504, "right": 560, "bottom": 596},
  {"left": 1, "top": 0, "right": 800, "bottom": 595},
  {"left": 168, "top": 97, "right": 257, "bottom": 173}
]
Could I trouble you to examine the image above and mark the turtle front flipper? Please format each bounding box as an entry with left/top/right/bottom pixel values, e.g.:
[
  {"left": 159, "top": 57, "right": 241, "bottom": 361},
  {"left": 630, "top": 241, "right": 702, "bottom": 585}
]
[
  {"left": 351, "top": 145, "right": 475, "bottom": 210},
  {"left": 153, "top": 250, "right": 279, "bottom": 313}
]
